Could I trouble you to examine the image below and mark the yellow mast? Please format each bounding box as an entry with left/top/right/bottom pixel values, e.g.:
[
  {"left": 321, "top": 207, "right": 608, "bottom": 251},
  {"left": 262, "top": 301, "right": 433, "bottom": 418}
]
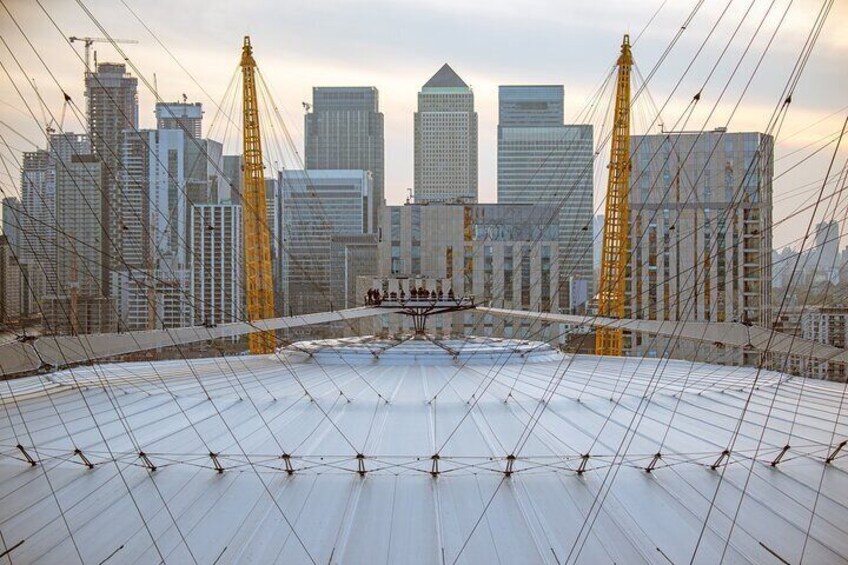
[
  {"left": 240, "top": 36, "right": 275, "bottom": 354},
  {"left": 596, "top": 35, "right": 633, "bottom": 356}
]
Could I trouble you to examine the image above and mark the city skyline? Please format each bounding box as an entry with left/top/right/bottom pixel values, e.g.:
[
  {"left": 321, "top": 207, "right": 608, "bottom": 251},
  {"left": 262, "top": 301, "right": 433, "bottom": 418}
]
[
  {"left": 0, "top": 0, "right": 844, "bottom": 249},
  {"left": 1, "top": 4, "right": 847, "bottom": 562}
]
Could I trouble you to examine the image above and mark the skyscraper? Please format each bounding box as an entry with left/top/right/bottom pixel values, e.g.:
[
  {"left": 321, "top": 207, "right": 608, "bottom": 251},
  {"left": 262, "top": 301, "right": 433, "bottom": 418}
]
[
  {"left": 86, "top": 62, "right": 138, "bottom": 315},
  {"left": 1, "top": 197, "right": 21, "bottom": 260},
  {"left": 191, "top": 203, "right": 243, "bottom": 326},
  {"left": 626, "top": 129, "right": 773, "bottom": 364},
  {"left": 498, "top": 85, "right": 564, "bottom": 126},
  {"left": 282, "top": 170, "right": 373, "bottom": 316},
  {"left": 305, "top": 87, "right": 384, "bottom": 232},
  {"left": 414, "top": 64, "right": 477, "bottom": 203},
  {"left": 497, "top": 85, "right": 594, "bottom": 311},
  {"left": 49, "top": 153, "right": 112, "bottom": 334},
  {"left": 813, "top": 220, "right": 840, "bottom": 284},
  {"left": 116, "top": 107, "right": 223, "bottom": 330}
]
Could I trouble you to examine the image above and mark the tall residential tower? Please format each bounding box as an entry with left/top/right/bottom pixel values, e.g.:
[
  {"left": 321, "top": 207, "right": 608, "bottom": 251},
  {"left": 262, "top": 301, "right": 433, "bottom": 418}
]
[
  {"left": 626, "top": 129, "right": 773, "bottom": 364},
  {"left": 86, "top": 62, "right": 138, "bottom": 326}
]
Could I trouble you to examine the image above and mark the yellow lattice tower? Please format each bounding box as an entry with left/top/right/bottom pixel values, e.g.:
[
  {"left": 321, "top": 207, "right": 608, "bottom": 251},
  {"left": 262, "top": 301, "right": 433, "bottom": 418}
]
[
  {"left": 240, "top": 36, "right": 276, "bottom": 354},
  {"left": 596, "top": 35, "right": 633, "bottom": 356}
]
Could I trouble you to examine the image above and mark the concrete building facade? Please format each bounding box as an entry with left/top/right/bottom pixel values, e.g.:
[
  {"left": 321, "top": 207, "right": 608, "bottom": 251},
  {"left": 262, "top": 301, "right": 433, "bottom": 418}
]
[
  {"left": 626, "top": 129, "right": 773, "bottom": 365},
  {"left": 799, "top": 306, "right": 848, "bottom": 381}
]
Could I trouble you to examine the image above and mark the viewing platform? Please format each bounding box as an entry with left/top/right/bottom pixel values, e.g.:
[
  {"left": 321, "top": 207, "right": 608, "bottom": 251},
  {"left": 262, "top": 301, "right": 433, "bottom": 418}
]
[{"left": 364, "top": 290, "right": 476, "bottom": 334}]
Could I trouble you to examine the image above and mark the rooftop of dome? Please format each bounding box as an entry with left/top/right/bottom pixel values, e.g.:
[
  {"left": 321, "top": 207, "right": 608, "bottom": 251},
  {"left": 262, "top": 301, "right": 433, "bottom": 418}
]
[
  {"left": 1, "top": 335, "right": 846, "bottom": 563},
  {"left": 283, "top": 335, "right": 561, "bottom": 365}
]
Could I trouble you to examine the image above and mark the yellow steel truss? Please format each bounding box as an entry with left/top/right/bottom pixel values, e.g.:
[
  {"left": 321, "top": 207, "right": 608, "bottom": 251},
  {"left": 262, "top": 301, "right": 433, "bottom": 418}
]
[
  {"left": 240, "top": 36, "right": 276, "bottom": 354},
  {"left": 596, "top": 35, "right": 633, "bottom": 356}
]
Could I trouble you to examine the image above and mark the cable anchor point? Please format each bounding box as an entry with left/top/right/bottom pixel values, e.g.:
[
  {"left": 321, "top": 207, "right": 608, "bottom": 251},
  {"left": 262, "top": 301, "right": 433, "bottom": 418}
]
[
  {"left": 281, "top": 453, "right": 294, "bottom": 475},
  {"left": 576, "top": 453, "right": 590, "bottom": 475},
  {"left": 209, "top": 452, "right": 224, "bottom": 473},
  {"left": 73, "top": 448, "right": 94, "bottom": 469},
  {"left": 710, "top": 449, "right": 731, "bottom": 470},
  {"left": 16, "top": 444, "right": 37, "bottom": 466},
  {"left": 645, "top": 452, "right": 662, "bottom": 473},
  {"left": 504, "top": 454, "right": 516, "bottom": 477},
  {"left": 138, "top": 451, "right": 157, "bottom": 472}
]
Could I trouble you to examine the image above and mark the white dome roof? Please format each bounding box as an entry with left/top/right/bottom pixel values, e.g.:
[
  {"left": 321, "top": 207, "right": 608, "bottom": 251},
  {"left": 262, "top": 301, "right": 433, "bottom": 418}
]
[{"left": 1, "top": 337, "right": 846, "bottom": 563}]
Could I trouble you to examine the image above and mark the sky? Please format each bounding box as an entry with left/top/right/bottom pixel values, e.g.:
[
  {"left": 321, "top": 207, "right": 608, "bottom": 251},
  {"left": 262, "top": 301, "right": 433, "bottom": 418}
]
[{"left": 0, "top": 0, "right": 846, "bottom": 249}]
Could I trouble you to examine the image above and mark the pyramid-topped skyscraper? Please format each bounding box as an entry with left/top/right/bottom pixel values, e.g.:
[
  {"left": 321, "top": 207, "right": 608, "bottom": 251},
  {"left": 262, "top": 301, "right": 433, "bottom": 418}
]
[{"left": 414, "top": 64, "right": 477, "bottom": 203}]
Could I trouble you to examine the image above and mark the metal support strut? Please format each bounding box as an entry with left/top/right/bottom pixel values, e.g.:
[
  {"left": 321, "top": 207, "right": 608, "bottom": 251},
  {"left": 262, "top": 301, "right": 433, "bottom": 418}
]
[
  {"left": 770, "top": 445, "right": 790, "bottom": 467},
  {"left": 74, "top": 448, "right": 94, "bottom": 469},
  {"left": 596, "top": 35, "right": 634, "bottom": 356},
  {"left": 576, "top": 454, "right": 590, "bottom": 475},
  {"left": 430, "top": 454, "right": 440, "bottom": 477},
  {"left": 209, "top": 452, "right": 224, "bottom": 473},
  {"left": 826, "top": 440, "right": 846, "bottom": 464},
  {"left": 357, "top": 453, "right": 366, "bottom": 476},
  {"left": 138, "top": 451, "right": 157, "bottom": 472},
  {"left": 281, "top": 453, "right": 294, "bottom": 475},
  {"left": 504, "top": 454, "right": 516, "bottom": 477},
  {"left": 16, "top": 444, "right": 37, "bottom": 466},
  {"left": 711, "top": 449, "right": 731, "bottom": 470},
  {"left": 645, "top": 452, "right": 662, "bottom": 473}
]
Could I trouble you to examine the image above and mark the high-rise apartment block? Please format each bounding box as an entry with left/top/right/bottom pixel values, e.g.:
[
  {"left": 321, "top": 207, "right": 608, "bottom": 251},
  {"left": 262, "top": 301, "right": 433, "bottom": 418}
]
[
  {"left": 48, "top": 154, "right": 112, "bottom": 334},
  {"left": 626, "top": 129, "right": 773, "bottom": 364},
  {"left": 306, "top": 87, "right": 384, "bottom": 232},
  {"left": 812, "top": 220, "right": 840, "bottom": 284},
  {"left": 1, "top": 203, "right": 29, "bottom": 324},
  {"left": 799, "top": 306, "right": 848, "bottom": 381},
  {"left": 282, "top": 170, "right": 373, "bottom": 316},
  {"left": 414, "top": 64, "right": 477, "bottom": 203},
  {"left": 116, "top": 101, "right": 222, "bottom": 330},
  {"left": 156, "top": 101, "right": 203, "bottom": 139},
  {"left": 191, "top": 203, "right": 243, "bottom": 326},
  {"left": 86, "top": 63, "right": 138, "bottom": 320},
  {"left": 1, "top": 197, "right": 21, "bottom": 256},
  {"left": 497, "top": 86, "right": 594, "bottom": 311}
]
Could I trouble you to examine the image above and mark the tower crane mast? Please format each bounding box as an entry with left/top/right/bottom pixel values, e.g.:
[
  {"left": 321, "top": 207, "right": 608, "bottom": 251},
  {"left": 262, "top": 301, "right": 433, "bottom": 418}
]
[
  {"left": 596, "top": 35, "right": 633, "bottom": 356},
  {"left": 240, "top": 36, "right": 276, "bottom": 354},
  {"left": 68, "top": 36, "right": 138, "bottom": 74}
]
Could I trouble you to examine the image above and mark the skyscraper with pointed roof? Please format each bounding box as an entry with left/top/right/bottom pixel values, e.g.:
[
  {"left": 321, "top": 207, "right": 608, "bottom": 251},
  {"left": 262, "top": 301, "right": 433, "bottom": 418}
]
[{"left": 414, "top": 64, "right": 477, "bottom": 203}]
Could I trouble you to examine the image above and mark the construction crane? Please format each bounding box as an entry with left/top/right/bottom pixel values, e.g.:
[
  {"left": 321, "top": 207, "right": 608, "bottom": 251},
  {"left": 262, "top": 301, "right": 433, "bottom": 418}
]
[
  {"left": 240, "top": 36, "right": 276, "bottom": 354},
  {"left": 68, "top": 36, "right": 138, "bottom": 74},
  {"left": 596, "top": 35, "right": 634, "bottom": 356}
]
